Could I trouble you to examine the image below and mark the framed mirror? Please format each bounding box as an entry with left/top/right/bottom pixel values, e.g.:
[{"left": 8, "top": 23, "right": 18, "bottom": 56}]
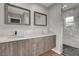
[
  {"left": 5, "top": 3, "right": 31, "bottom": 25},
  {"left": 34, "top": 11, "right": 47, "bottom": 26}
]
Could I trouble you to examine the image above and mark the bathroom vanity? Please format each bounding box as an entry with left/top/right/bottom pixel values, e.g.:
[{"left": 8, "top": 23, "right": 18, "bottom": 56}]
[{"left": 0, "top": 34, "right": 56, "bottom": 56}]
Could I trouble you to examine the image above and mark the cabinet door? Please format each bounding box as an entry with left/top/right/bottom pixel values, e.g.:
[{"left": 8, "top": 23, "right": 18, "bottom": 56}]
[
  {"left": 0, "top": 43, "right": 9, "bottom": 56},
  {"left": 34, "top": 38, "right": 40, "bottom": 55},
  {"left": 24, "top": 39, "right": 34, "bottom": 56},
  {"left": 44, "top": 35, "right": 56, "bottom": 52},
  {"left": 30, "top": 39, "right": 37, "bottom": 56},
  {"left": 33, "top": 37, "right": 45, "bottom": 55},
  {"left": 17, "top": 39, "right": 35, "bottom": 56},
  {"left": 48, "top": 36, "right": 54, "bottom": 49},
  {"left": 0, "top": 41, "right": 18, "bottom": 56},
  {"left": 39, "top": 38, "right": 45, "bottom": 55},
  {"left": 8, "top": 41, "right": 18, "bottom": 56},
  {"left": 53, "top": 35, "right": 56, "bottom": 48},
  {"left": 17, "top": 40, "right": 30, "bottom": 56},
  {"left": 17, "top": 40, "right": 23, "bottom": 56},
  {"left": 43, "top": 37, "right": 48, "bottom": 53}
]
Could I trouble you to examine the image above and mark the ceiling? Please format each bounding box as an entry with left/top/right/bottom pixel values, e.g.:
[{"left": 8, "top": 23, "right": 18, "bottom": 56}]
[
  {"left": 62, "top": 3, "right": 79, "bottom": 11},
  {"left": 39, "top": 3, "right": 54, "bottom": 7}
]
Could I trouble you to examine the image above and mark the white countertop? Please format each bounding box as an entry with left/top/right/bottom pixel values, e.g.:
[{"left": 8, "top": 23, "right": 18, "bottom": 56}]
[{"left": 0, "top": 33, "right": 55, "bottom": 43}]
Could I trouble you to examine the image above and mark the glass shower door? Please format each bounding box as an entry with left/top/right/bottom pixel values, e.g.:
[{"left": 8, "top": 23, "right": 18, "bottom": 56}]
[{"left": 63, "top": 4, "right": 79, "bottom": 56}]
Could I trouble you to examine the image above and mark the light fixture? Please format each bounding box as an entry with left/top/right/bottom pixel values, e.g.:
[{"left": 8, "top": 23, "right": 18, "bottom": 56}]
[{"left": 62, "top": 4, "right": 67, "bottom": 8}]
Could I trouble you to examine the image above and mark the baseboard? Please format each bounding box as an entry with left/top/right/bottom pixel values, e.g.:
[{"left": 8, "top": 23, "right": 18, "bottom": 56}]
[{"left": 52, "top": 49, "right": 62, "bottom": 54}]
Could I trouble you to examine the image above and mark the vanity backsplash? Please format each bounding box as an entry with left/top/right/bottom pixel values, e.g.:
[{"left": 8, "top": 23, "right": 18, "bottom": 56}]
[{"left": 0, "top": 25, "right": 49, "bottom": 37}]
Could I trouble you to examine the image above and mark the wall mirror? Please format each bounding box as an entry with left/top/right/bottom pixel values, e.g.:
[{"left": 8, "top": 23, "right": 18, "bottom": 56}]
[
  {"left": 34, "top": 11, "right": 47, "bottom": 26},
  {"left": 5, "top": 3, "right": 31, "bottom": 25}
]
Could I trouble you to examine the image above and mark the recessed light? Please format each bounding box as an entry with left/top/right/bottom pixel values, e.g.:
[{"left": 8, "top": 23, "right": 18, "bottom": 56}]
[
  {"left": 62, "top": 4, "right": 67, "bottom": 8},
  {"left": 78, "top": 40, "right": 79, "bottom": 42}
]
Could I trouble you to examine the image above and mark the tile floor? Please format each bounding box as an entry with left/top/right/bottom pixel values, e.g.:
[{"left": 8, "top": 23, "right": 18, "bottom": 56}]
[{"left": 63, "top": 44, "right": 79, "bottom": 56}]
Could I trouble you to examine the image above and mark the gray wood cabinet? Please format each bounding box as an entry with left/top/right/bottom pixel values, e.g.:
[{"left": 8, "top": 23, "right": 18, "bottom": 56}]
[
  {"left": 0, "top": 35, "right": 56, "bottom": 56},
  {"left": 0, "top": 41, "right": 18, "bottom": 56}
]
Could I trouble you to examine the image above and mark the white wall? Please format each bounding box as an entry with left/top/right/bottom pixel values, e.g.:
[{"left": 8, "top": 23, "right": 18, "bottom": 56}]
[
  {"left": 0, "top": 3, "right": 48, "bottom": 36},
  {"left": 48, "top": 4, "right": 63, "bottom": 53}
]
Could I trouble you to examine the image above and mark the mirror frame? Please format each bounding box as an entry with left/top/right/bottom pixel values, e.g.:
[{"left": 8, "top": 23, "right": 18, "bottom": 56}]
[
  {"left": 4, "top": 3, "right": 31, "bottom": 25},
  {"left": 34, "top": 11, "right": 47, "bottom": 26}
]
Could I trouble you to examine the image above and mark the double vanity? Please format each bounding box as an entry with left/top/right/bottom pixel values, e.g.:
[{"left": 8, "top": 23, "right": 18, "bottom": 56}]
[
  {"left": 0, "top": 34, "right": 56, "bottom": 56},
  {"left": 0, "top": 3, "right": 56, "bottom": 56}
]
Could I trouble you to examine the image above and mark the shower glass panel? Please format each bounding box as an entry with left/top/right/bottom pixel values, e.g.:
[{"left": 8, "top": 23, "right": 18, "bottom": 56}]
[{"left": 62, "top": 4, "right": 79, "bottom": 56}]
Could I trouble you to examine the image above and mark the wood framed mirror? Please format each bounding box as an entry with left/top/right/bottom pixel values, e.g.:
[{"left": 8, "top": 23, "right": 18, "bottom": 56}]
[
  {"left": 5, "top": 3, "right": 31, "bottom": 25},
  {"left": 34, "top": 11, "right": 47, "bottom": 26}
]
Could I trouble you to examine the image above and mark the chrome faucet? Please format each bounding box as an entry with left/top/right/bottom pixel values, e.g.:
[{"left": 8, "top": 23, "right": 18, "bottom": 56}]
[{"left": 14, "top": 30, "right": 17, "bottom": 36}]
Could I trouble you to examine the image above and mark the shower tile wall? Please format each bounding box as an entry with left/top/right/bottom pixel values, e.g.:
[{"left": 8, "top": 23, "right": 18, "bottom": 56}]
[{"left": 63, "top": 5, "right": 79, "bottom": 49}]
